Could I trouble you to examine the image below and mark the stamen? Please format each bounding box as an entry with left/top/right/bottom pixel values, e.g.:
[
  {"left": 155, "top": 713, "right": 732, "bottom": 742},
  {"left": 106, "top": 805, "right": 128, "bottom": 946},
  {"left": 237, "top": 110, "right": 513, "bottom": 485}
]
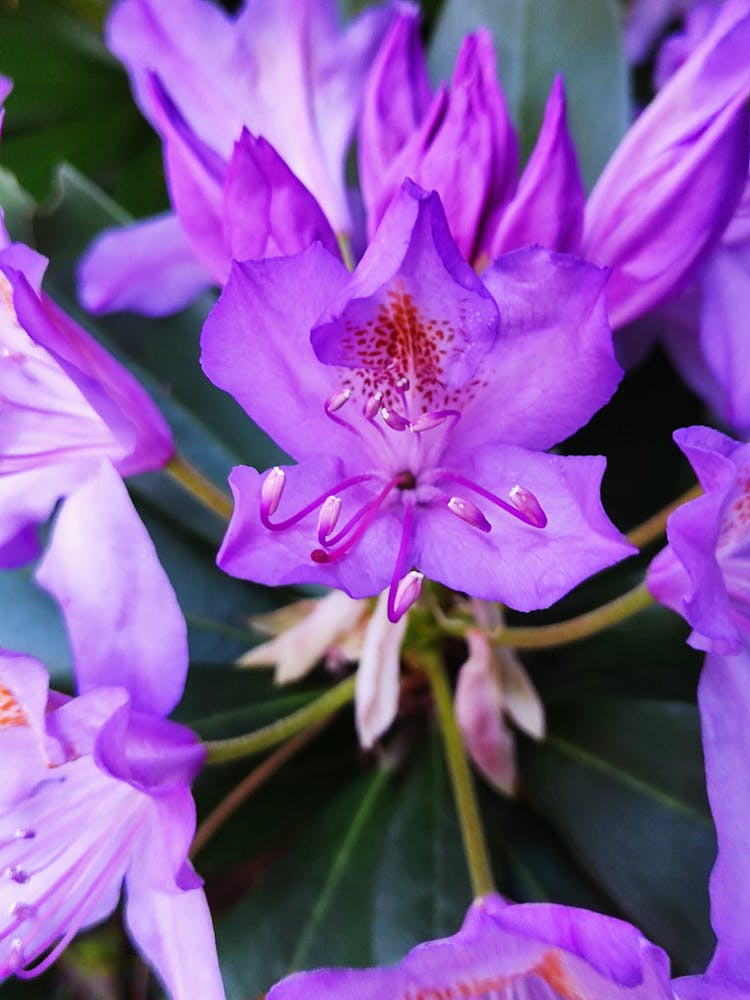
[
  {"left": 260, "top": 471, "right": 379, "bottom": 532},
  {"left": 324, "top": 387, "right": 363, "bottom": 436},
  {"left": 310, "top": 473, "right": 407, "bottom": 564},
  {"left": 317, "top": 496, "right": 342, "bottom": 543},
  {"left": 429, "top": 471, "right": 547, "bottom": 529},
  {"left": 363, "top": 392, "right": 383, "bottom": 421},
  {"left": 387, "top": 497, "right": 417, "bottom": 623},
  {"left": 447, "top": 496, "right": 491, "bottom": 533},
  {"left": 391, "top": 570, "right": 423, "bottom": 620},
  {"left": 381, "top": 407, "right": 409, "bottom": 432},
  {"left": 260, "top": 466, "right": 285, "bottom": 518},
  {"left": 410, "top": 409, "right": 461, "bottom": 434},
  {"left": 325, "top": 387, "right": 352, "bottom": 413},
  {"left": 509, "top": 485, "right": 547, "bottom": 528}
]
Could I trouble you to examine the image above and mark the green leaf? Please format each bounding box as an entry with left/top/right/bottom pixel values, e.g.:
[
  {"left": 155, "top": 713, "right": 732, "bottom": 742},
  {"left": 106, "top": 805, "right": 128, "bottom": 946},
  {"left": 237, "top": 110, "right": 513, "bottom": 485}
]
[
  {"left": 0, "top": 0, "right": 166, "bottom": 216},
  {"left": 429, "top": 0, "right": 630, "bottom": 189},
  {"left": 371, "top": 731, "right": 470, "bottom": 963},
  {"left": 217, "top": 767, "right": 393, "bottom": 998},
  {"left": 520, "top": 698, "right": 716, "bottom": 973}
]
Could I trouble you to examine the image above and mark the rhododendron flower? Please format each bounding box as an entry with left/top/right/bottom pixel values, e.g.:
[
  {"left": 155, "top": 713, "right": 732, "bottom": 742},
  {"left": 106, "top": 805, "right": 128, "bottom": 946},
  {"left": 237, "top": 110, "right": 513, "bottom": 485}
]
[
  {"left": 201, "top": 182, "right": 632, "bottom": 623},
  {"left": 79, "top": 0, "right": 393, "bottom": 315},
  {"left": 0, "top": 463, "right": 224, "bottom": 998},
  {"left": 0, "top": 236, "right": 172, "bottom": 568},
  {"left": 647, "top": 426, "right": 750, "bottom": 654}
]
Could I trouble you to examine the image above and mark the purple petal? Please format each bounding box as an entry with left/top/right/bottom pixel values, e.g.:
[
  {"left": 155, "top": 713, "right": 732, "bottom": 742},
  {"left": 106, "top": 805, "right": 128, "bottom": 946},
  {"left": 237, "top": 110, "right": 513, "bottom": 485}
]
[
  {"left": 148, "top": 75, "right": 228, "bottom": 283},
  {"left": 78, "top": 214, "right": 213, "bottom": 317},
  {"left": 0, "top": 464, "right": 93, "bottom": 569},
  {"left": 415, "top": 447, "right": 634, "bottom": 612},
  {"left": 218, "top": 459, "right": 400, "bottom": 599},
  {"left": 312, "top": 184, "right": 499, "bottom": 392},
  {"left": 584, "top": 1, "right": 750, "bottom": 328},
  {"left": 358, "top": 4, "right": 432, "bottom": 220},
  {"left": 200, "top": 244, "right": 351, "bottom": 462},
  {"left": 486, "top": 76, "right": 584, "bottom": 258},
  {"left": 95, "top": 707, "right": 205, "bottom": 792},
  {"left": 125, "top": 866, "right": 225, "bottom": 1000},
  {"left": 451, "top": 248, "right": 620, "bottom": 455},
  {"left": 647, "top": 425, "right": 750, "bottom": 653},
  {"left": 699, "top": 647, "right": 750, "bottom": 982},
  {"left": 107, "top": 0, "right": 243, "bottom": 156},
  {"left": 269, "top": 895, "right": 673, "bottom": 999},
  {"left": 35, "top": 462, "right": 188, "bottom": 717},
  {"left": 364, "top": 31, "right": 518, "bottom": 261},
  {"left": 674, "top": 975, "right": 750, "bottom": 1000},
  {"left": 224, "top": 130, "right": 339, "bottom": 262},
  {"left": 669, "top": 242, "right": 750, "bottom": 438},
  {"left": 0, "top": 651, "right": 51, "bottom": 806},
  {"left": 3, "top": 265, "right": 173, "bottom": 476}
]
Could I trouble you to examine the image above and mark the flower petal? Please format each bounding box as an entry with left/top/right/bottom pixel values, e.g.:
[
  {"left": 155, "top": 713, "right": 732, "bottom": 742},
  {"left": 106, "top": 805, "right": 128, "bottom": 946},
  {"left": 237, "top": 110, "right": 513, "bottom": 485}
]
[
  {"left": 78, "top": 213, "right": 213, "bottom": 317},
  {"left": 355, "top": 590, "right": 407, "bottom": 748},
  {"left": 451, "top": 248, "right": 620, "bottom": 455},
  {"left": 0, "top": 651, "right": 51, "bottom": 806},
  {"left": 584, "top": 1, "right": 750, "bottom": 328},
  {"left": 699, "top": 646, "right": 750, "bottom": 983},
  {"left": 415, "top": 447, "right": 634, "bottom": 612},
  {"left": 200, "top": 244, "right": 350, "bottom": 462},
  {"left": 218, "top": 459, "right": 400, "bottom": 600},
  {"left": 224, "top": 130, "right": 339, "bottom": 262},
  {"left": 486, "top": 76, "right": 584, "bottom": 258},
  {"left": 35, "top": 462, "right": 188, "bottom": 717}
]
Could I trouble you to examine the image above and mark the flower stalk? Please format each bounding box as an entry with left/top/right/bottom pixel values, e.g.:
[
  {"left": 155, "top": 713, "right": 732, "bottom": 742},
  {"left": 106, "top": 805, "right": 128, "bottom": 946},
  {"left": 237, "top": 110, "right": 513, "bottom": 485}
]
[
  {"left": 166, "top": 452, "right": 234, "bottom": 522},
  {"left": 421, "top": 650, "right": 496, "bottom": 900},
  {"left": 203, "top": 674, "right": 356, "bottom": 765}
]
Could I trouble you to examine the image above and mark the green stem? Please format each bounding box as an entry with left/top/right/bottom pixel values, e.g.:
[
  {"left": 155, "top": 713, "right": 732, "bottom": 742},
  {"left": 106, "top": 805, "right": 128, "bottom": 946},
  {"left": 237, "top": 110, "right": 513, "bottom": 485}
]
[
  {"left": 422, "top": 652, "right": 495, "bottom": 899},
  {"left": 204, "top": 674, "right": 356, "bottom": 765},
  {"left": 627, "top": 482, "right": 702, "bottom": 549},
  {"left": 166, "top": 452, "right": 233, "bottom": 522},
  {"left": 489, "top": 580, "right": 653, "bottom": 649}
]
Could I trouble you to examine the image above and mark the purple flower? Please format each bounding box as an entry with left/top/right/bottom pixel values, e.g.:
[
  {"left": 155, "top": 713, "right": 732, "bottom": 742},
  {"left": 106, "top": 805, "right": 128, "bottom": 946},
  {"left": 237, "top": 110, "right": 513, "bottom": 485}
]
[
  {"left": 201, "top": 182, "right": 632, "bottom": 622},
  {"left": 643, "top": 1, "right": 750, "bottom": 437},
  {"left": 0, "top": 238, "right": 173, "bottom": 568},
  {"left": 79, "top": 0, "right": 394, "bottom": 316},
  {"left": 0, "top": 462, "right": 224, "bottom": 998},
  {"left": 647, "top": 426, "right": 750, "bottom": 654},
  {"left": 267, "top": 894, "right": 675, "bottom": 999}
]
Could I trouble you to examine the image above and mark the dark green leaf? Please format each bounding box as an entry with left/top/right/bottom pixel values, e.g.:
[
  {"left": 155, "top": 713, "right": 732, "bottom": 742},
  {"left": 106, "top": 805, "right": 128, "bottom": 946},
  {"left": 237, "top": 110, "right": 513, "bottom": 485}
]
[
  {"left": 520, "top": 698, "right": 716, "bottom": 973},
  {"left": 217, "top": 767, "right": 392, "bottom": 998}
]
